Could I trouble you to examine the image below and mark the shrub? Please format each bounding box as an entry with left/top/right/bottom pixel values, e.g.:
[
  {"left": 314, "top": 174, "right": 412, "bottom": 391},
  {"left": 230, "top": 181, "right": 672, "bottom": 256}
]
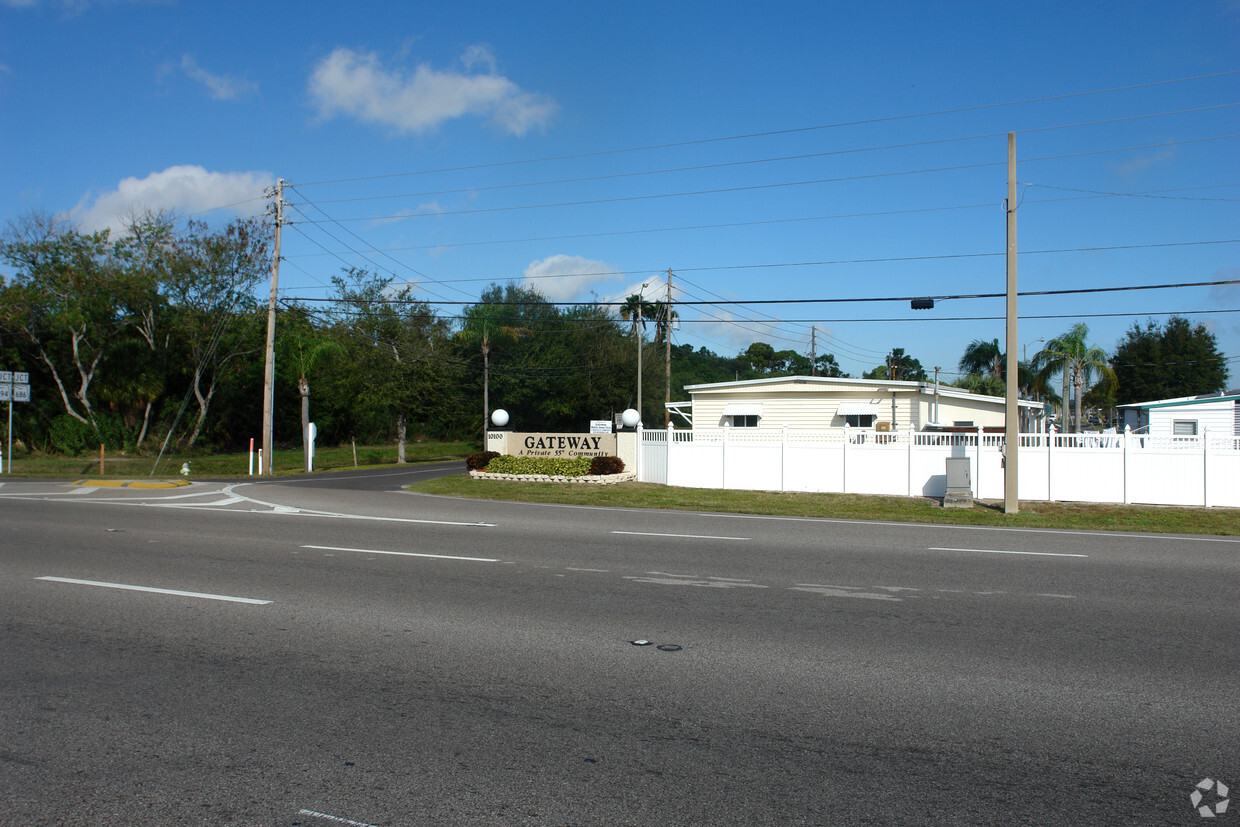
[
  {"left": 482, "top": 455, "right": 593, "bottom": 477},
  {"left": 49, "top": 415, "right": 92, "bottom": 456},
  {"left": 589, "top": 455, "right": 625, "bottom": 475},
  {"left": 466, "top": 451, "right": 500, "bottom": 471}
]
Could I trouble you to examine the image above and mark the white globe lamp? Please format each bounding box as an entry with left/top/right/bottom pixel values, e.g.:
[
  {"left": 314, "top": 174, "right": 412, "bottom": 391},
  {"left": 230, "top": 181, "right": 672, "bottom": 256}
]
[
  {"left": 620, "top": 408, "right": 640, "bottom": 429},
  {"left": 490, "top": 409, "right": 509, "bottom": 428}
]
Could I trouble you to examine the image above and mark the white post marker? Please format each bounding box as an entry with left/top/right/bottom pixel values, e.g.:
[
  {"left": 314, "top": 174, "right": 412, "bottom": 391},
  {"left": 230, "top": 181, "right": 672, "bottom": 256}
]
[{"left": 308, "top": 422, "right": 317, "bottom": 472}]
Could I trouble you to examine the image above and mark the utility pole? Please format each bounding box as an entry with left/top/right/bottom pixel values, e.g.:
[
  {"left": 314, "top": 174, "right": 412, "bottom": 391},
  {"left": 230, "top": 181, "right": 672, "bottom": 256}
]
[
  {"left": 636, "top": 299, "right": 642, "bottom": 426},
  {"left": 261, "top": 178, "right": 285, "bottom": 476},
  {"left": 1004, "top": 133, "right": 1019, "bottom": 514},
  {"left": 810, "top": 327, "right": 818, "bottom": 376},
  {"left": 664, "top": 268, "right": 673, "bottom": 427}
]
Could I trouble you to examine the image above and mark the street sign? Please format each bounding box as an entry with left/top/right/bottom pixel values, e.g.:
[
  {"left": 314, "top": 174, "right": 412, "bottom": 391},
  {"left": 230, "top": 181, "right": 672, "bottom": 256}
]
[
  {"left": 0, "top": 372, "right": 10, "bottom": 384},
  {"left": 14, "top": 385, "right": 30, "bottom": 402},
  {"left": 0, "top": 385, "right": 9, "bottom": 402},
  {"left": 13, "top": 372, "right": 28, "bottom": 384}
]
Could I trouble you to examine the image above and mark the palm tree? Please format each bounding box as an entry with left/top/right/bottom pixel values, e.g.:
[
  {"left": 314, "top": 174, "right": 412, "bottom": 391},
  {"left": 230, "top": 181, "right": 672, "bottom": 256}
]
[
  {"left": 619, "top": 294, "right": 655, "bottom": 338},
  {"left": 1032, "top": 323, "right": 1116, "bottom": 433},
  {"left": 456, "top": 321, "right": 527, "bottom": 442},
  {"left": 958, "top": 338, "right": 1004, "bottom": 380}
]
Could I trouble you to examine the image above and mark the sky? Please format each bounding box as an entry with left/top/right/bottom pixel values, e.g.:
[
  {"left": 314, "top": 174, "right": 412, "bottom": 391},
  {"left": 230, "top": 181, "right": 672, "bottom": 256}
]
[{"left": 2, "top": 0, "right": 1238, "bottom": 388}]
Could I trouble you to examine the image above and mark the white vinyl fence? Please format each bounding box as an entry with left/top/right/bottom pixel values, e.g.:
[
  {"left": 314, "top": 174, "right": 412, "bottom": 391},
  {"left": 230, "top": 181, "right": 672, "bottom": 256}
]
[{"left": 636, "top": 424, "right": 1240, "bottom": 508}]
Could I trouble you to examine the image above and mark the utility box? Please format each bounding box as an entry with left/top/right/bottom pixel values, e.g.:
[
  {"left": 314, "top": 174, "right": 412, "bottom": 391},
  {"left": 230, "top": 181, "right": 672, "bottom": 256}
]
[{"left": 943, "top": 456, "right": 973, "bottom": 508}]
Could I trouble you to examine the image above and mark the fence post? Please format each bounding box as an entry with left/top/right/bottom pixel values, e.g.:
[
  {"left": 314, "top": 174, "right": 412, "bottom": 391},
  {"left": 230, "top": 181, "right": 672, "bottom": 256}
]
[
  {"left": 666, "top": 422, "right": 674, "bottom": 485},
  {"left": 781, "top": 423, "right": 788, "bottom": 492},
  {"left": 722, "top": 421, "right": 730, "bottom": 489},
  {"left": 1203, "top": 427, "right": 1209, "bottom": 508},
  {"left": 976, "top": 425, "right": 984, "bottom": 499},
  {"left": 907, "top": 424, "right": 915, "bottom": 496},
  {"left": 636, "top": 423, "right": 643, "bottom": 481},
  {"left": 1047, "top": 426, "right": 1055, "bottom": 502},
  {"left": 1122, "top": 425, "right": 1130, "bottom": 505},
  {"left": 842, "top": 422, "right": 850, "bottom": 494}
]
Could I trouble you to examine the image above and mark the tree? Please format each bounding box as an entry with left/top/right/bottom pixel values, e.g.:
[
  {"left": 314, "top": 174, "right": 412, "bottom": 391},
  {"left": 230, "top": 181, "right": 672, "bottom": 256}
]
[
  {"left": 1111, "top": 316, "right": 1227, "bottom": 404},
  {"left": 330, "top": 268, "right": 450, "bottom": 461},
  {"left": 0, "top": 212, "right": 154, "bottom": 429},
  {"left": 865, "top": 348, "right": 927, "bottom": 381},
  {"left": 958, "top": 338, "right": 1004, "bottom": 380},
  {"left": 1033, "top": 323, "right": 1116, "bottom": 432},
  {"left": 161, "top": 217, "right": 269, "bottom": 447}
]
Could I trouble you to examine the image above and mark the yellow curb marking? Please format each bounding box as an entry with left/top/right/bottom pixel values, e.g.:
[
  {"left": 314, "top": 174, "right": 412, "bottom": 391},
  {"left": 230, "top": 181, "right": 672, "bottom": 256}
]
[{"left": 72, "top": 479, "right": 191, "bottom": 489}]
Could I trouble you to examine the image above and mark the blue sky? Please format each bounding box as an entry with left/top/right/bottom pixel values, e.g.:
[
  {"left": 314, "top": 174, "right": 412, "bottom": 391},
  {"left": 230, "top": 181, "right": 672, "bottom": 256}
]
[{"left": 2, "top": 0, "right": 1238, "bottom": 385}]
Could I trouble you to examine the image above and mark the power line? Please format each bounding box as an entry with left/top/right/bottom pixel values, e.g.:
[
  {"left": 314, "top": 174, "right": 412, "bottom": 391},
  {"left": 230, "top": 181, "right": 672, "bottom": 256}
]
[
  {"left": 284, "top": 275, "right": 1240, "bottom": 307},
  {"left": 284, "top": 104, "right": 1240, "bottom": 209},
  {"left": 281, "top": 185, "right": 1239, "bottom": 260},
  {"left": 291, "top": 69, "right": 1240, "bottom": 188},
  {"left": 288, "top": 134, "right": 1240, "bottom": 224}
]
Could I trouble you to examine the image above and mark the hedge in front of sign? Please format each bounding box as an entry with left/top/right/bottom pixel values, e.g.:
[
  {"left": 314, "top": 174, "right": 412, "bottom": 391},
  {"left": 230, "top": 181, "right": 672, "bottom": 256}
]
[{"left": 484, "top": 455, "right": 594, "bottom": 477}]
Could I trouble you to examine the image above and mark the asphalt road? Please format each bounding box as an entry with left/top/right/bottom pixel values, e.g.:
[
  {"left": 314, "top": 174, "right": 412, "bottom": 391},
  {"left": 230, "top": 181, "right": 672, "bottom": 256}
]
[{"left": 1, "top": 466, "right": 1237, "bottom": 825}]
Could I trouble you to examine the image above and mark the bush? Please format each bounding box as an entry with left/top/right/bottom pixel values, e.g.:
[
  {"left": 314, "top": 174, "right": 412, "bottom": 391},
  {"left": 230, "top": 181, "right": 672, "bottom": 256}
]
[
  {"left": 589, "top": 455, "right": 625, "bottom": 475},
  {"left": 466, "top": 451, "right": 500, "bottom": 471},
  {"left": 482, "top": 455, "right": 593, "bottom": 477},
  {"left": 48, "top": 415, "right": 92, "bottom": 456}
]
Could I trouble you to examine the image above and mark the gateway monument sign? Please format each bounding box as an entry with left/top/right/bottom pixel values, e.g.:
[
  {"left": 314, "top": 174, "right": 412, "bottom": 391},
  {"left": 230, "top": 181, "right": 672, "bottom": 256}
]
[{"left": 511, "top": 432, "right": 616, "bottom": 458}]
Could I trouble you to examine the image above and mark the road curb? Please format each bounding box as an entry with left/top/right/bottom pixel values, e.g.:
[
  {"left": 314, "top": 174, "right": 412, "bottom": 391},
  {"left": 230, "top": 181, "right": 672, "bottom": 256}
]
[{"left": 72, "top": 479, "right": 191, "bottom": 489}]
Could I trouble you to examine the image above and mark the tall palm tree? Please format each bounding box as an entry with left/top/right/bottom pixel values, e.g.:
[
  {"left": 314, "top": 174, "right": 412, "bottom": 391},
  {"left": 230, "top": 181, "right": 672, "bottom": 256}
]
[
  {"left": 958, "top": 338, "right": 1004, "bottom": 379},
  {"left": 619, "top": 294, "right": 655, "bottom": 338},
  {"left": 1032, "top": 323, "right": 1116, "bottom": 433}
]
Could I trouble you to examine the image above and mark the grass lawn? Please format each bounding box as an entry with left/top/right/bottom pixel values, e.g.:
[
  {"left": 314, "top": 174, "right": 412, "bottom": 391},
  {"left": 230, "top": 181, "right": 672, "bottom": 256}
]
[
  {"left": 1, "top": 441, "right": 473, "bottom": 480},
  {"left": 409, "top": 474, "right": 1240, "bottom": 536}
]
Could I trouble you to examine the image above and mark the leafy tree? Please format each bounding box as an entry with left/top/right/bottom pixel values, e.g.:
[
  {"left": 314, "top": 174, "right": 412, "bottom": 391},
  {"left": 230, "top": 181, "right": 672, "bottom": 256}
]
[
  {"left": 958, "top": 338, "right": 1004, "bottom": 380},
  {"left": 328, "top": 268, "right": 451, "bottom": 461},
  {"left": 865, "top": 348, "right": 927, "bottom": 381},
  {"left": 1111, "top": 316, "right": 1227, "bottom": 404},
  {"left": 161, "top": 218, "right": 269, "bottom": 447},
  {"left": 0, "top": 212, "right": 154, "bottom": 428},
  {"left": 1033, "top": 323, "right": 1116, "bottom": 432}
]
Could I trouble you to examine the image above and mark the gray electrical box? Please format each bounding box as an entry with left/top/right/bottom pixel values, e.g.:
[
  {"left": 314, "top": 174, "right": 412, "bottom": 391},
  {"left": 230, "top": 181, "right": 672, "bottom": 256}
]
[{"left": 943, "top": 457, "right": 973, "bottom": 508}]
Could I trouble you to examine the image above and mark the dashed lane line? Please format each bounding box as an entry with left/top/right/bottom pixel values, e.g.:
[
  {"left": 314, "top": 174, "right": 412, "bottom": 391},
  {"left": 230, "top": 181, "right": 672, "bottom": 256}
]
[
  {"left": 36, "top": 576, "right": 271, "bottom": 605},
  {"left": 302, "top": 545, "right": 498, "bottom": 563}
]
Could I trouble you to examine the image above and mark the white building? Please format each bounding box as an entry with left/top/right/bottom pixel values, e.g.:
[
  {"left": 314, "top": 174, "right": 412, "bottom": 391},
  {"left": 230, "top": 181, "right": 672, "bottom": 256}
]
[
  {"left": 667, "top": 375, "right": 1046, "bottom": 433},
  {"left": 1117, "top": 391, "right": 1240, "bottom": 437}
]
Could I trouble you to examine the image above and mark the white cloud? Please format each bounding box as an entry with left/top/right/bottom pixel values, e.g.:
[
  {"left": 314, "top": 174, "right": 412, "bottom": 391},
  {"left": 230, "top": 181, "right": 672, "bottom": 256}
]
[
  {"left": 179, "top": 54, "right": 257, "bottom": 100},
  {"left": 71, "top": 165, "right": 274, "bottom": 234},
  {"left": 308, "top": 45, "right": 557, "bottom": 136},
  {"left": 522, "top": 254, "right": 618, "bottom": 301}
]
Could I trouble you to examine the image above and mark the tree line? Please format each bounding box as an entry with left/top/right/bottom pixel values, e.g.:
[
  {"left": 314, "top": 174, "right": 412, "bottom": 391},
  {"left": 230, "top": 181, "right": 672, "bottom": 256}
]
[{"left": 1, "top": 214, "right": 1229, "bottom": 457}]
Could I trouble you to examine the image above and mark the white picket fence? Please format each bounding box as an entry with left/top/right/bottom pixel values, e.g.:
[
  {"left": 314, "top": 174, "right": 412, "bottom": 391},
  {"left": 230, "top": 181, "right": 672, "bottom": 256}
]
[{"left": 637, "top": 424, "right": 1240, "bottom": 508}]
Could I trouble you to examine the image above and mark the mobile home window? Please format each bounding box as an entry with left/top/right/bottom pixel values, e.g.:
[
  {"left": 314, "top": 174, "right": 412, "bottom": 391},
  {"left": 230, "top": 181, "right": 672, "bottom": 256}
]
[
  {"left": 844, "top": 414, "right": 876, "bottom": 428},
  {"left": 730, "top": 414, "right": 759, "bottom": 428},
  {"left": 1172, "top": 420, "right": 1198, "bottom": 436}
]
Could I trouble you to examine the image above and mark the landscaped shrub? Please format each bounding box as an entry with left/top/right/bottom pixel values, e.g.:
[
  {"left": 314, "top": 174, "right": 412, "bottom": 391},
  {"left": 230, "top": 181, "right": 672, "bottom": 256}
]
[
  {"left": 482, "top": 455, "right": 593, "bottom": 477},
  {"left": 48, "top": 415, "right": 92, "bottom": 456},
  {"left": 466, "top": 450, "right": 500, "bottom": 471},
  {"left": 589, "top": 455, "right": 625, "bottom": 475}
]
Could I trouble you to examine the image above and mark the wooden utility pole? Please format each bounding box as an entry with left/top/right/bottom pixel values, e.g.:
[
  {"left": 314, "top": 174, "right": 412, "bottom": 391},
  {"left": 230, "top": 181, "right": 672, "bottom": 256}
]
[
  {"left": 810, "top": 327, "right": 817, "bottom": 376},
  {"left": 636, "top": 300, "right": 642, "bottom": 425},
  {"left": 664, "top": 268, "right": 673, "bottom": 427},
  {"left": 1004, "top": 134, "right": 1019, "bottom": 514},
  {"left": 261, "top": 178, "right": 284, "bottom": 476}
]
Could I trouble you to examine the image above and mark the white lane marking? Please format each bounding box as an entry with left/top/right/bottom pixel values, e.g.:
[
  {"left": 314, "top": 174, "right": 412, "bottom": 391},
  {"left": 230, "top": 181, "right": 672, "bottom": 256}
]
[
  {"left": 36, "top": 576, "right": 271, "bottom": 604},
  {"left": 298, "top": 809, "right": 382, "bottom": 827},
  {"left": 612, "top": 530, "right": 749, "bottom": 541},
  {"left": 1036, "top": 593, "right": 1077, "bottom": 599},
  {"left": 790, "top": 583, "right": 902, "bottom": 601},
  {"left": 565, "top": 567, "right": 610, "bottom": 572},
  {"left": 302, "top": 545, "right": 498, "bottom": 563},
  {"left": 624, "top": 572, "right": 767, "bottom": 589},
  {"left": 221, "top": 484, "right": 495, "bottom": 525},
  {"left": 436, "top": 496, "right": 1240, "bottom": 544},
  {"left": 928, "top": 547, "right": 1088, "bottom": 558}
]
